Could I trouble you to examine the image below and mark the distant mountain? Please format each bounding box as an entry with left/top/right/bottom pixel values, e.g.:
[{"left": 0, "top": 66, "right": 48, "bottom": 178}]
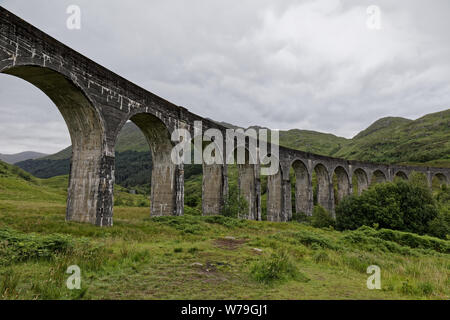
[
  {"left": 333, "top": 109, "right": 450, "bottom": 166},
  {"left": 0, "top": 151, "right": 47, "bottom": 164},
  {"left": 15, "top": 108, "right": 450, "bottom": 185}
]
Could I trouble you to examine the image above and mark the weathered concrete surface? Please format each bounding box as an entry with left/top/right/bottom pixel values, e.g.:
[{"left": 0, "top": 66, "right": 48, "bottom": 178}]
[
  {"left": 1, "top": 6, "right": 449, "bottom": 226},
  {"left": 238, "top": 164, "right": 260, "bottom": 220},
  {"left": 292, "top": 160, "right": 312, "bottom": 216},
  {"left": 334, "top": 166, "right": 351, "bottom": 205},
  {"left": 202, "top": 164, "right": 226, "bottom": 215}
]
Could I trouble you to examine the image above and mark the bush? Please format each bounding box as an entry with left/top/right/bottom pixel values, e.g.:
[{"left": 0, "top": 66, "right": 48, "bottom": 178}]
[
  {"left": 311, "top": 205, "right": 335, "bottom": 228},
  {"left": 222, "top": 185, "right": 248, "bottom": 219},
  {"left": 291, "top": 211, "right": 310, "bottom": 223},
  {"left": 282, "top": 230, "right": 336, "bottom": 250},
  {"left": 250, "top": 250, "right": 307, "bottom": 284},
  {"left": 336, "top": 180, "right": 439, "bottom": 235},
  {"left": 0, "top": 228, "right": 74, "bottom": 265},
  {"left": 344, "top": 226, "right": 449, "bottom": 254},
  {"left": 428, "top": 207, "right": 450, "bottom": 239}
]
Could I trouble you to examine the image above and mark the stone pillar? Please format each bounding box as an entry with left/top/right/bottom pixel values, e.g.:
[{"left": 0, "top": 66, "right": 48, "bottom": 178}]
[
  {"left": 293, "top": 164, "right": 313, "bottom": 216},
  {"left": 354, "top": 169, "right": 369, "bottom": 195},
  {"left": 202, "top": 164, "right": 225, "bottom": 215},
  {"left": 175, "top": 164, "right": 184, "bottom": 216},
  {"left": 238, "top": 164, "right": 260, "bottom": 220},
  {"left": 150, "top": 161, "right": 178, "bottom": 216},
  {"left": 281, "top": 177, "right": 291, "bottom": 221},
  {"left": 315, "top": 165, "right": 333, "bottom": 213},
  {"left": 67, "top": 152, "right": 114, "bottom": 227},
  {"left": 267, "top": 169, "right": 282, "bottom": 222},
  {"left": 426, "top": 170, "right": 433, "bottom": 189}
]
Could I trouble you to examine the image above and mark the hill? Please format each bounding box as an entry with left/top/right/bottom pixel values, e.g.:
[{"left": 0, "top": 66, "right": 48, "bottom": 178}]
[
  {"left": 334, "top": 109, "right": 450, "bottom": 166},
  {"left": 0, "top": 151, "right": 47, "bottom": 164},
  {"left": 0, "top": 159, "right": 448, "bottom": 300}
]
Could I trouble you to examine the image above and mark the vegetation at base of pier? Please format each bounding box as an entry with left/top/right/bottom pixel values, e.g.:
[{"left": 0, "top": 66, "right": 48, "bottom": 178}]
[{"left": 0, "top": 159, "right": 449, "bottom": 300}]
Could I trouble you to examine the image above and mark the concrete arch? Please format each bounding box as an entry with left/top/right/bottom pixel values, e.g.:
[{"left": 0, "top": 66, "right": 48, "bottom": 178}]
[
  {"left": 291, "top": 159, "right": 312, "bottom": 216},
  {"left": 117, "top": 112, "right": 182, "bottom": 217},
  {"left": 371, "top": 169, "right": 387, "bottom": 185},
  {"left": 432, "top": 173, "right": 448, "bottom": 189},
  {"left": 313, "top": 163, "right": 333, "bottom": 213},
  {"left": 353, "top": 168, "right": 369, "bottom": 195},
  {"left": 1, "top": 65, "right": 111, "bottom": 226},
  {"left": 223, "top": 146, "right": 260, "bottom": 220},
  {"left": 266, "top": 164, "right": 287, "bottom": 222},
  {"left": 333, "top": 166, "right": 351, "bottom": 205},
  {"left": 394, "top": 170, "right": 408, "bottom": 180}
]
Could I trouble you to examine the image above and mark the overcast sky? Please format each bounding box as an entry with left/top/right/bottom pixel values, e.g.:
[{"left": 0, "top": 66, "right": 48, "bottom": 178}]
[{"left": 0, "top": 0, "right": 449, "bottom": 154}]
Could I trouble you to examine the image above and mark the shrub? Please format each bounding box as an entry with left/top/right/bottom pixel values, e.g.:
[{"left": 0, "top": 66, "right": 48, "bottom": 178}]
[
  {"left": 222, "top": 185, "right": 248, "bottom": 219},
  {"left": 284, "top": 230, "right": 336, "bottom": 250},
  {"left": 418, "top": 282, "right": 434, "bottom": 296},
  {"left": 427, "top": 207, "right": 450, "bottom": 239},
  {"left": 311, "top": 205, "right": 335, "bottom": 228},
  {"left": 335, "top": 180, "right": 439, "bottom": 235},
  {"left": 344, "top": 226, "right": 449, "bottom": 254},
  {"left": 291, "top": 211, "right": 311, "bottom": 223},
  {"left": 0, "top": 228, "right": 74, "bottom": 265},
  {"left": 250, "top": 250, "right": 307, "bottom": 284}
]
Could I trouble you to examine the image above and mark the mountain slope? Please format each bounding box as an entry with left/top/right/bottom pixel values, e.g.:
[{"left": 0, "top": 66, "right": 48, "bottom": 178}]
[
  {"left": 333, "top": 109, "right": 450, "bottom": 166},
  {"left": 279, "top": 129, "right": 349, "bottom": 156},
  {"left": 0, "top": 151, "right": 47, "bottom": 164}
]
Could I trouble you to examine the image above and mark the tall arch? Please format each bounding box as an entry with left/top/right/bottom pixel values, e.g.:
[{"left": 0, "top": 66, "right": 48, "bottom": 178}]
[
  {"left": 371, "top": 170, "right": 387, "bottom": 186},
  {"left": 333, "top": 166, "right": 350, "bottom": 204},
  {"left": 1, "top": 65, "right": 110, "bottom": 225},
  {"left": 291, "top": 160, "right": 312, "bottom": 215},
  {"left": 432, "top": 173, "right": 448, "bottom": 190},
  {"left": 394, "top": 171, "right": 408, "bottom": 180},
  {"left": 122, "top": 112, "right": 181, "bottom": 217},
  {"left": 225, "top": 146, "right": 260, "bottom": 220},
  {"left": 266, "top": 164, "right": 286, "bottom": 222},
  {"left": 314, "top": 163, "right": 333, "bottom": 213},
  {"left": 353, "top": 168, "right": 369, "bottom": 195}
]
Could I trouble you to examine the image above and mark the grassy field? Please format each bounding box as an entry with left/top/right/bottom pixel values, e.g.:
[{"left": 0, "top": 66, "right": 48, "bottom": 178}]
[{"left": 0, "top": 162, "right": 449, "bottom": 300}]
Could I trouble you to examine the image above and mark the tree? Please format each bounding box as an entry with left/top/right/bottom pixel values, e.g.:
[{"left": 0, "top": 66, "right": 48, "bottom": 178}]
[
  {"left": 336, "top": 179, "right": 438, "bottom": 235},
  {"left": 222, "top": 185, "right": 248, "bottom": 218}
]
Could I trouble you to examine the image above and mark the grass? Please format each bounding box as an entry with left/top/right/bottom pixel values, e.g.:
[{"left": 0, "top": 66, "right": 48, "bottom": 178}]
[
  {"left": 0, "top": 160, "right": 449, "bottom": 300},
  {"left": 0, "top": 200, "right": 448, "bottom": 299}
]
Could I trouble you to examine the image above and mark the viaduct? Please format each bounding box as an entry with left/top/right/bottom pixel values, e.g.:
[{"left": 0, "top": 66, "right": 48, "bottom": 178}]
[{"left": 1, "top": 7, "right": 449, "bottom": 226}]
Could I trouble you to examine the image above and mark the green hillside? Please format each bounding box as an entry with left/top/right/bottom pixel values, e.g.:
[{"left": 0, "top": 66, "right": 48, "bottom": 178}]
[
  {"left": 0, "top": 159, "right": 449, "bottom": 300},
  {"left": 278, "top": 129, "right": 349, "bottom": 156},
  {"left": 334, "top": 110, "right": 450, "bottom": 166}
]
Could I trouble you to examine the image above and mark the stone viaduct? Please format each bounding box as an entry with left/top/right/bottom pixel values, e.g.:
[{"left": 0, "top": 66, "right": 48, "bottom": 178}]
[{"left": 1, "top": 7, "right": 449, "bottom": 226}]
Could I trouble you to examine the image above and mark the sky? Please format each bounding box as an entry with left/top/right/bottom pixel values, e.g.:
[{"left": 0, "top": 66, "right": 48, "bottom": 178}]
[{"left": 0, "top": 0, "right": 449, "bottom": 154}]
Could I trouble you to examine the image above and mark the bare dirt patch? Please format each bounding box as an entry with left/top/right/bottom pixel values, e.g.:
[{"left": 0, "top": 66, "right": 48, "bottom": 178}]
[{"left": 213, "top": 237, "right": 247, "bottom": 250}]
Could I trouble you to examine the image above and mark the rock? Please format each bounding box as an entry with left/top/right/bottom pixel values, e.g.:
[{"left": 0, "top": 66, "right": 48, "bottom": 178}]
[
  {"left": 224, "top": 236, "right": 236, "bottom": 240},
  {"left": 191, "top": 262, "right": 203, "bottom": 267},
  {"left": 252, "top": 248, "right": 263, "bottom": 253}
]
